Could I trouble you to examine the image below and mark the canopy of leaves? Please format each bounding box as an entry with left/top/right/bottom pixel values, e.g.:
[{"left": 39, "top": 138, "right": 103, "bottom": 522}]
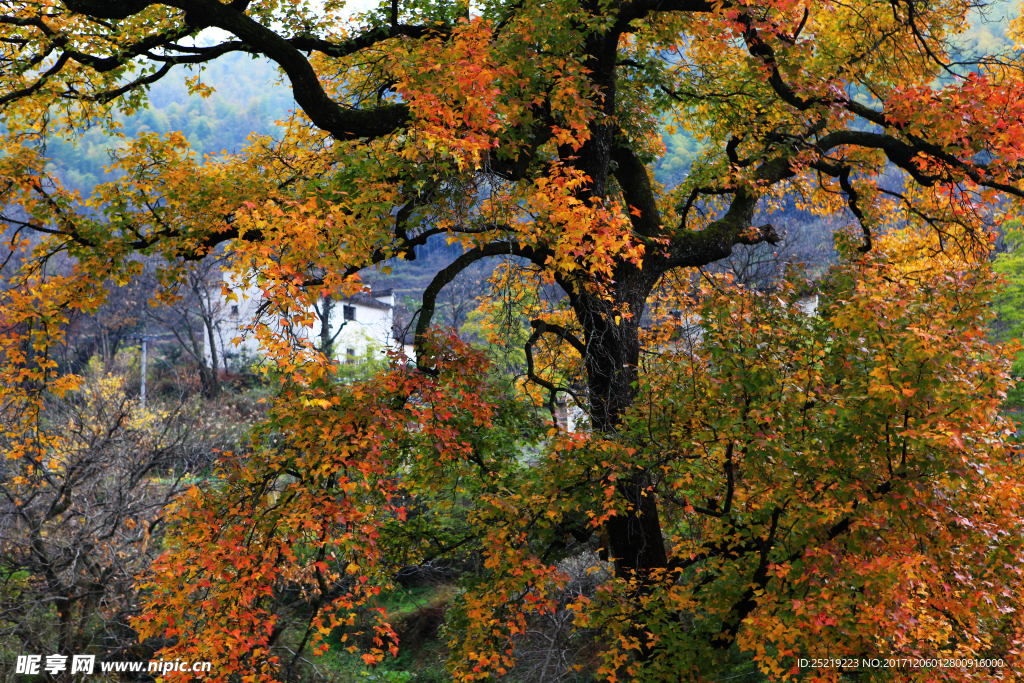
[{"left": 2, "top": 0, "right": 1024, "bottom": 681}]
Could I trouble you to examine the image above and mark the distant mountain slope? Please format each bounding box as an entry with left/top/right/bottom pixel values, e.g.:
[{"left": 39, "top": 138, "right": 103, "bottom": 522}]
[{"left": 47, "top": 53, "right": 294, "bottom": 194}]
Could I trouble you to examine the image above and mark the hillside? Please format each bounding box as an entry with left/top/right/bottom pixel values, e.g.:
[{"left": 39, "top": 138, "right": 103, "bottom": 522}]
[{"left": 46, "top": 53, "right": 295, "bottom": 194}]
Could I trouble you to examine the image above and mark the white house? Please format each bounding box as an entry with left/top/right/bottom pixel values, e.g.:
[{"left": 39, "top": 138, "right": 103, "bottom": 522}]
[{"left": 206, "top": 276, "right": 411, "bottom": 369}]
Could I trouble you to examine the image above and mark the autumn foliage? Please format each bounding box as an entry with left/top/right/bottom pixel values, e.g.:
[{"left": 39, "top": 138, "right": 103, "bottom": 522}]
[{"left": 3, "top": 0, "right": 1024, "bottom": 681}]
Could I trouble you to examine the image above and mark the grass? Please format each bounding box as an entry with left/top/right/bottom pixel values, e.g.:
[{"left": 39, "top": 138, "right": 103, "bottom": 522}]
[
  {"left": 310, "top": 584, "right": 454, "bottom": 683},
  {"left": 378, "top": 585, "right": 452, "bottom": 619}
]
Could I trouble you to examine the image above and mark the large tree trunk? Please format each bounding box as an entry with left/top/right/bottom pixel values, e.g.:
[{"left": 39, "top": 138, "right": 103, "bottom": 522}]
[{"left": 577, "top": 267, "right": 669, "bottom": 578}]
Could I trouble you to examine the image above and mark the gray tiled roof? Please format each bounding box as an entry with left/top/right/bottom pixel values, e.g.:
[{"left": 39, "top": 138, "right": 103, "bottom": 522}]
[{"left": 344, "top": 290, "right": 392, "bottom": 310}]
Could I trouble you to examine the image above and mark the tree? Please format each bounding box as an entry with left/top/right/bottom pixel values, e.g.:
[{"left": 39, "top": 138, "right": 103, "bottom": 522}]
[
  {"left": 0, "top": 354, "right": 208, "bottom": 675},
  {"left": 568, "top": 227, "right": 1024, "bottom": 681},
  {"left": 2, "top": 0, "right": 1024, "bottom": 681},
  {"left": 148, "top": 255, "right": 231, "bottom": 399}
]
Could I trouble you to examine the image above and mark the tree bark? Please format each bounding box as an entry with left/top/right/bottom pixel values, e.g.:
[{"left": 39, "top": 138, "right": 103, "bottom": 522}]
[
  {"left": 200, "top": 307, "right": 221, "bottom": 400},
  {"left": 574, "top": 264, "right": 669, "bottom": 578}
]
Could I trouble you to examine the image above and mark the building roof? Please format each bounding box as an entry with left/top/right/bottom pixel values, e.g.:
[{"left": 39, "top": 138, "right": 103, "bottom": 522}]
[{"left": 344, "top": 291, "right": 392, "bottom": 311}]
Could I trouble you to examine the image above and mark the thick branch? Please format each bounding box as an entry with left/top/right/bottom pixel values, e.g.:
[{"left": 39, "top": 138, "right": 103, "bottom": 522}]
[
  {"left": 63, "top": 0, "right": 154, "bottom": 19},
  {"left": 613, "top": 0, "right": 720, "bottom": 34},
  {"left": 838, "top": 167, "right": 872, "bottom": 253},
  {"left": 288, "top": 24, "right": 443, "bottom": 59},
  {"left": 611, "top": 142, "right": 661, "bottom": 236},
  {"left": 162, "top": 0, "right": 410, "bottom": 141},
  {"left": 529, "top": 319, "right": 587, "bottom": 358},
  {"left": 414, "top": 241, "right": 552, "bottom": 369},
  {"left": 662, "top": 158, "right": 791, "bottom": 270}
]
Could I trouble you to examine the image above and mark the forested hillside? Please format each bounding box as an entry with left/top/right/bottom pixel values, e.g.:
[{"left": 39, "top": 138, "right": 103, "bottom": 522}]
[{"left": 45, "top": 53, "right": 295, "bottom": 194}]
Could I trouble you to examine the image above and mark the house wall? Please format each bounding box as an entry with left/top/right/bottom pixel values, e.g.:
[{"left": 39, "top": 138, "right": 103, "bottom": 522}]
[
  {"left": 333, "top": 299, "right": 394, "bottom": 364},
  {"left": 206, "top": 280, "right": 263, "bottom": 368},
  {"left": 204, "top": 276, "right": 399, "bottom": 370}
]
